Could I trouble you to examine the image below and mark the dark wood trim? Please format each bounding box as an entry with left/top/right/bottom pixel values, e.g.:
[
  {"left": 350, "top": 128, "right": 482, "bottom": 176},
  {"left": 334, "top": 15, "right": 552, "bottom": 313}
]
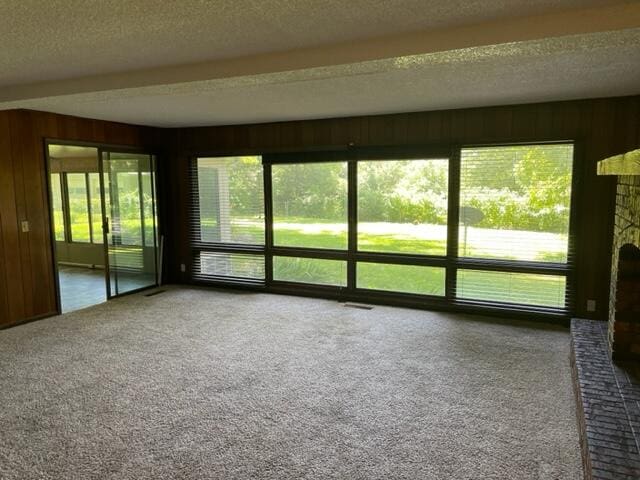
[
  {"left": 354, "top": 144, "right": 451, "bottom": 160},
  {"left": 354, "top": 252, "right": 448, "bottom": 267},
  {"left": 446, "top": 146, "right": 460, "bottom": 300},
  {"left": 347, "top": 159, "right": 357, "bottom": 290},
  {"left": 263, "top": 148, "right": 350, "bottom": 164},
  {"left": 454, "top": 258, "right": 570, "bottom": 275},
  {"left": 263, "top": 163, "right": 274, "bottom": 284},
  {"left": 271, "top": 247, "right": 348, "bottom": 261},
  {"left": 193, "top": 243, "right": 265, "bottom": 254}
]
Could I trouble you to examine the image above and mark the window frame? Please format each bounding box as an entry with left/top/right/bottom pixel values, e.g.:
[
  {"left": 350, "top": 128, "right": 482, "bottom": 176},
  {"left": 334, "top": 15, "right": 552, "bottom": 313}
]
[
  {"left": 188, "top": 141, "right": 579, "bottom": 320},
  {"left": 450, "top": 141, "right": 578, "bottom": 315},
  {"left": 49, "top": 172, "right": 66, "bottom": 242},
  {"left": 60, "top": 172, "right": 110, "bottom": 245},
  {"left": 60, "top": 172, "right": 101, "bottom": 244},
  {"left": 189, "top": 156, "right": 266, "bottom": 286}
]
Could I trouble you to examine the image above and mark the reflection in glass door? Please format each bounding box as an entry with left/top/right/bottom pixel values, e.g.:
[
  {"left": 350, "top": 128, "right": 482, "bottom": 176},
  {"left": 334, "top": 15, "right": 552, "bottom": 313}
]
[{"left": 101, "top": 151, "right": 158, "bottom": 297}]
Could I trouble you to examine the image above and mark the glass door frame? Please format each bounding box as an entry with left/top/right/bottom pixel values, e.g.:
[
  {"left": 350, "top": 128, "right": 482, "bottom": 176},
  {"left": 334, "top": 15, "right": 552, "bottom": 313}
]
[{"left": 44, "top": 138, "right": 160, "bottom": 315}]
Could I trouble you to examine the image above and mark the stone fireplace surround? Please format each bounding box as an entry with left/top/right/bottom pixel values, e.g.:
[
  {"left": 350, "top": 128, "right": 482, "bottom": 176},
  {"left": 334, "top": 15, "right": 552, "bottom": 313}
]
[
  {"left": 571, "top": 154, "right": 640, "bottom": 479},
  {"left": 609, "top": 175, "right": 640, "bottom": 360}
]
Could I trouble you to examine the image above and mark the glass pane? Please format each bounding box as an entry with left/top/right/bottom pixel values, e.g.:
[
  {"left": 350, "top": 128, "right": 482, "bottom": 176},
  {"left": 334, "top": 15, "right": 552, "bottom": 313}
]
[
  {"left": 357, "top": 263, "right": 445, "bottom": 296},
  {"left": 459, "top": 144, "right": 573, "bottom": 262},
  {"left": 195, "top": 252, "right": 265, "bottom": 281},
  {"left": 358, "top": 159, "right": 448, "bottom": 255},
  {"left": 272, "top": 162, "right": 347, "bottom": 250},
  {"left": 457, "top": 270, "right": 566, "bottom": 308},
  {"left": 103, "top": 152, "right": 157, "bottom": 297},
  {"left": 50, "top": 173, "right": 65, "bottom": 241},
  {"left": 196, "top": 156, "right": 264, "bottom": 245},
  {"left": 67, "top": 173, "right": 91, "bottom": 243},
  {"left": 273, "top": 257, "right": 346, "bottom": 286},
  {"left": 88, "top": 173, "right": 103, "bottom": 244}
]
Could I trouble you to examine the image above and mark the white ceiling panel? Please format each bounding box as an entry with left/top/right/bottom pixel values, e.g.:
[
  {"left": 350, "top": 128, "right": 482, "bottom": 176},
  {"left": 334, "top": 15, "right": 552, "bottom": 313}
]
[{"left": 0, "top": 1, "right": 638, "bottom": 127}]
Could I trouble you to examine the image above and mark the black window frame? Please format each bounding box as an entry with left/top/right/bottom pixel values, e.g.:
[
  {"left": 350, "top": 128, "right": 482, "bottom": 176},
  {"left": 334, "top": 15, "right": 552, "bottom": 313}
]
[
  {"left": 188, "top": 141, "right": 579, "bottom": 321},
  {"left": 189, "top": 156, "right": 266, "bottom": 287}
]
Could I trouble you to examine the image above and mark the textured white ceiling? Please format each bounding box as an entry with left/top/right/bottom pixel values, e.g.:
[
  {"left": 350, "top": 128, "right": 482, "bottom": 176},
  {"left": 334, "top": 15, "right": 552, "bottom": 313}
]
[
  {"left": 0, "top": 0, "right": 625, "bottom": 86},
  {"left": 0, "top": 1, "right": 639, "bottom": 127},
  {"left": 13, "top": 28, "right": 639, "bottom": 127}
]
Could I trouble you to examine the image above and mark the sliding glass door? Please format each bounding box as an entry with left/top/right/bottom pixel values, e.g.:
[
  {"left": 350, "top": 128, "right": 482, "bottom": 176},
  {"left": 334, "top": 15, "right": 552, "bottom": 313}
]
[{"left": 101, "top": 151, "right": 158, "bottom": 297}]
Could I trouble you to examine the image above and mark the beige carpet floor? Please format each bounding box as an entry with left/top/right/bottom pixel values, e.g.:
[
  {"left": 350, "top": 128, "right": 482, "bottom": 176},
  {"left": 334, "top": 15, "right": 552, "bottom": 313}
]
[{"left": 0, "top": 286, "right": 582, "bottom": 479}]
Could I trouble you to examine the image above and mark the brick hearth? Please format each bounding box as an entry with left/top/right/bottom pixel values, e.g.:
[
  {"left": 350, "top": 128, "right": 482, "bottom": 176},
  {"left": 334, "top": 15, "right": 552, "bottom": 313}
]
[{"left": 571, "top": 319, "right": 640, "bottom": 479}]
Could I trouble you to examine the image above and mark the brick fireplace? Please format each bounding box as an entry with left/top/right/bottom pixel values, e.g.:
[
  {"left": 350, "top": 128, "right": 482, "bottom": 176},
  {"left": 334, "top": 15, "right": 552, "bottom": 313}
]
[
  {"left": 568, "top": 150, "right": 640, "bottom": 480},
  {"left": 600, "top": 152, "right": 640, "bottom": 360}
]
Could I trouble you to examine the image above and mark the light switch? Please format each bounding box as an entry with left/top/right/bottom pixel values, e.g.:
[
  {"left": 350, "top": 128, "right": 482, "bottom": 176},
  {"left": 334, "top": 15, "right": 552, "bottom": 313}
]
[
  {"left": 21, "top": 220, "right": 30, "bottom": 233},
  {"left": 587, "top": 300, "right": 596, "bottom": 312},
  {"left": 180, "top": 263, "right": 186, "bottom": 272}
]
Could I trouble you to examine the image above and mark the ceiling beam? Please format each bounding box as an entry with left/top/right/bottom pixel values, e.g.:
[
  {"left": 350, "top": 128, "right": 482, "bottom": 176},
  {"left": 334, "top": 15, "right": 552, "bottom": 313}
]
[{"left": 1, "top": 3, "right": 638, "bottom": 105}]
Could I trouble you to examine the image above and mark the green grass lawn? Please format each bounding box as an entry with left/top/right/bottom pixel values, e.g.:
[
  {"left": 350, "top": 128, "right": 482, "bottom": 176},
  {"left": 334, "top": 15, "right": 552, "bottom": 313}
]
[
  {"left": 61, "top": 215, "right": 568, "bottom": 308},
  {"left": 199, "top": 217, "right": 568, "bottom": 308}
]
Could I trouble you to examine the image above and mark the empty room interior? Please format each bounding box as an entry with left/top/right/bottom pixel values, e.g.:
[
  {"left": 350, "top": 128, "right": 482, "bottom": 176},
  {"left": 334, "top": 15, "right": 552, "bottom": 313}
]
[{"left": 1, "top": 1, "right": 640, "bottom": 479}]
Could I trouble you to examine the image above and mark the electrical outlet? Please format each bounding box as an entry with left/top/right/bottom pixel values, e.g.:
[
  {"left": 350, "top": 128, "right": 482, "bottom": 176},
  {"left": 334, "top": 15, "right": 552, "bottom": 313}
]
[
  {"left": 587, "top": 300, "right": 596, "bottom": 312},
  {"left": 21, "top": 220, "right": 30, "bottom": 232},
  {"left": 180, "top": 263, "right": 186, "bottom": 273}
]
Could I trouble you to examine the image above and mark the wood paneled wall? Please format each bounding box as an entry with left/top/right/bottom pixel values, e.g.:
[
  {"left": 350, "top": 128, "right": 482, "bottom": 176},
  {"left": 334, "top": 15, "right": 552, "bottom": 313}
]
[
  {"left": 0, "top": 109, "right": 155, "bottom": 327},
  {"left": 1, "top": 96, "right": 638, "bottom": 326},
  {"left": 164, "top": 96, "right": 640, "bottom": 320}
]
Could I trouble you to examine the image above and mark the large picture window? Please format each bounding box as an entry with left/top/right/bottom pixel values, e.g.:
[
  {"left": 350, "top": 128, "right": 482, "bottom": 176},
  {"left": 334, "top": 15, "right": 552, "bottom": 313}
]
[{"left": 190, "top": 142, "right": 575, "bottom": 317}]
